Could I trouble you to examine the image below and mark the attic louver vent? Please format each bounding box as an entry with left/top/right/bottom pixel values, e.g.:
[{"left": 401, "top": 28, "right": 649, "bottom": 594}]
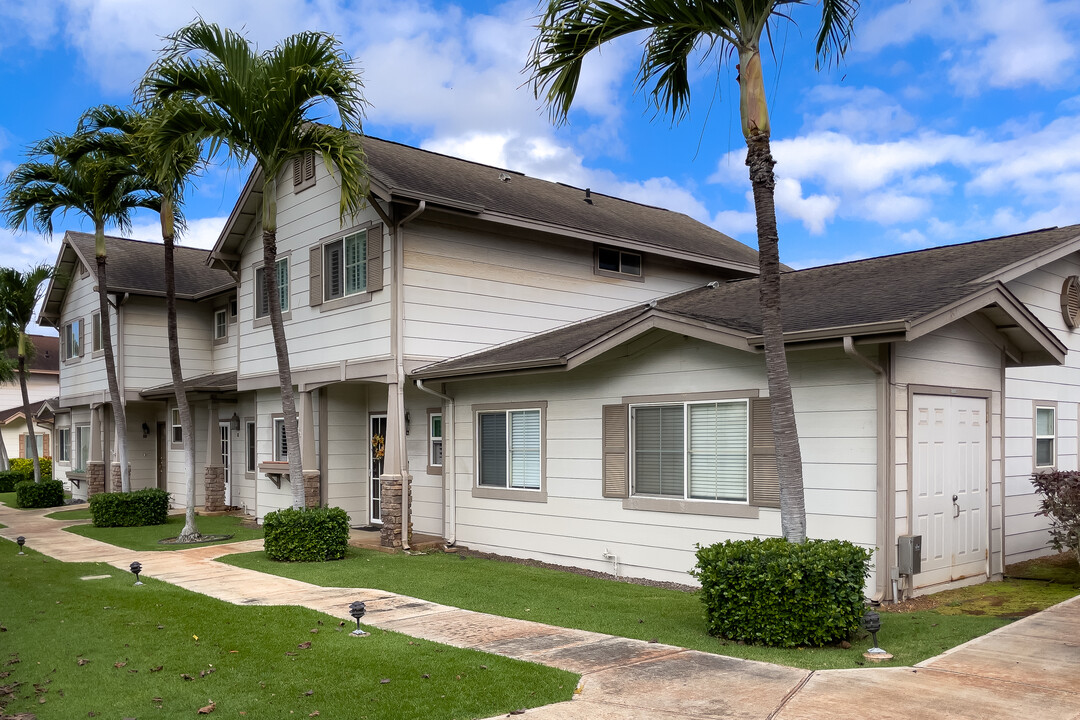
[{"left": 1061, "top": 276, "right": 1080, "bottom": 328}]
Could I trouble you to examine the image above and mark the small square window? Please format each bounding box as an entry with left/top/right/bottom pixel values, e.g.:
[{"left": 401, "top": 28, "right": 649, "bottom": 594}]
[{"left": 596, "top": 246, "right": 642, "bottom": 278}]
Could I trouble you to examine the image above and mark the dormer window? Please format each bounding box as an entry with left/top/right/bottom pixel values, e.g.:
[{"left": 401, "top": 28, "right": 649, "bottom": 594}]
[{"left": 596, "top": 246, "right": 642, "bottom": 279}]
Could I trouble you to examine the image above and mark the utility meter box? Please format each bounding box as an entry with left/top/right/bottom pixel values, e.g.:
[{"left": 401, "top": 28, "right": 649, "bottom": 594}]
[{"left": 897, "top": 535, "right": 922, "bottom": 576}]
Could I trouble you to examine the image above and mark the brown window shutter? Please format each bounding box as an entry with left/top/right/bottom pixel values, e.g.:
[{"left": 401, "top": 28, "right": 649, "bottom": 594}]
[
  {"left": 292, "top": 156, "right": 303, "bottom": 187},
  {"left": 43, "top": 433, "right": 49, "bottom": 457},
  {"left": 78, "top": 319, "right": 85, "bottom": 357},
  {"left": 19, "top": 434, "right": 25, "bottom": 458},
  {"left": 602, "top": 404, "right": 629, "bottom": 498},
  {"left": 750, "top": 397, "right": 780, "bottom": 507},
  {"left": 309, "top": 245, "right": 323, "bottom": 306},
  {"left": 304, "top": 151, "right": 315, "bottom": 182},
  {"left": 366, "top": 224, "right": 383, "bottom": 292}
]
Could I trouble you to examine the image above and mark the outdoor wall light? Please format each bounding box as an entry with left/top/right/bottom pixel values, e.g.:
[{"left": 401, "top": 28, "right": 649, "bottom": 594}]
[
  {"left": 349, "top": 600, "right": 369, "bottom": 637},
  {"left": 130, "top": 561, "right": 143, "bottom": 586},
  {"left": 142, "top": 422, "right": 150, "bottom": 438},
  {"left": 16, "top": 536, "right": 25, "bottom": 555},
  {"left": 404, "top": 411, "right": 411, "bottom": 436}
]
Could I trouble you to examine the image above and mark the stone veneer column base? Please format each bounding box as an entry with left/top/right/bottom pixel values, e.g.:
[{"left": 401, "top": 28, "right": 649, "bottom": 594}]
[
  {"left": 87, "top": 461, "right": 106, "bottom": 497},
  {"left": 302, "top": 471, "right": 320, "bottom": 508},
  {"left": 108, "top": 463, "right": 132, "bottom": 493},
  {"left": 379, "top": 473, "right": 412, "bottom": 550},
  {"left": 204, "top": 466, "right": 226, "bottom": 512}
]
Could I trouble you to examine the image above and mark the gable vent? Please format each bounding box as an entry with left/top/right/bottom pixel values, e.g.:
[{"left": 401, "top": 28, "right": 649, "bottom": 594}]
[{"left": 1062, "top": 276, "right": 1080, "bottom": 328}]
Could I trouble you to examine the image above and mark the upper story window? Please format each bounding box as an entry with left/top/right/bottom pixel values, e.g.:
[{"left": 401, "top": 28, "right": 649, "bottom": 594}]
[
  {"left": 631, "top": 399, "right": 749, "bottom": 503},
  {"left": 324, "top": 230, "right": 367, "bottom": 300},
  {"left": 596, "top": 246, "right": 642, "bottom": 279},
  {"left": 62, "top": 319, "right": 82, "bottom": 361},
  {"left": 91, "top": 312, "right": 102, "bottom": 353},
  {"left": 214, "top": 308, "right": 228, "bottom": 341},
  {"left": 255, "top": 258, "right": 290, "bottom": 319},
  {"left": 293, "top": 152, "right": 316, "bottom": 192},
  {"left": 1035, "top": 405, "right": 1056, "bottom": 468}
]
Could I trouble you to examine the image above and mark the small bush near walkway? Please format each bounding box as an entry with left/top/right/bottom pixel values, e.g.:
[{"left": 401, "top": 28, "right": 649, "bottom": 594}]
[
  {"left": 692, "top": 537, "right": 872, "bottom": 648},
  {"left": 264, "top": 506, "right": 349, "bottom": 562},
  {"left": 0, "top": 471, "right": 21, "bottom": 493},
  {"left": 89, "top": 488, "right": 169, "bottom": 527},
  {"left": 14, "top": 479, "right": 64, "bottom": 508},
  {"left": 1031, "top": 470, "right": 1080, "bottom": 565}
]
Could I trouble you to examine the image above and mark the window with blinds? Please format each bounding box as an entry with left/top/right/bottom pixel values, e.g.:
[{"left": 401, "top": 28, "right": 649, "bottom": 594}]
[
  {"left": 256, "top": 258, "right": 289, "bottom": 318},
  {"left": 631, "top": 400, "right": 749, "bottom": 502},
  {"left": 324, "top": 231, "right": 367, "bottom": 300},
  {"left": 478, "top": 409, "right": 541, "bottom": 490}
]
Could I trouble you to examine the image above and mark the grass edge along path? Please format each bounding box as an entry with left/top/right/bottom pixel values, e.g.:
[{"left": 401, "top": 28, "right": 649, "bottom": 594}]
[
  {"left": 63, "top": 513, "right": 264, "bottom": 550},
  {"left": 0, "top": 539, "right": 577, "bottom": 719},
  {"left": 222, "top": 547, "right": 1080, "bottom": 671}
]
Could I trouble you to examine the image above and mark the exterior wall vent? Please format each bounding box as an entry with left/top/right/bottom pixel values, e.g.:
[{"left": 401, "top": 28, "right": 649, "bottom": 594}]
[{"left": 1061, "top": 276, "right": 1080, "bottom": 328}]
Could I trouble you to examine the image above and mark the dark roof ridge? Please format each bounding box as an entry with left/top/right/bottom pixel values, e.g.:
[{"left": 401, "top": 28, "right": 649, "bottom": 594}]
[{"left": 65, "top": 230, "right": 214, "bottom": 258}]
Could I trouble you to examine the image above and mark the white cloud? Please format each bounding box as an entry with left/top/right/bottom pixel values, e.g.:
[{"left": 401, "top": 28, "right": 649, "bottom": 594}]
[
  {"left": 773, "top": 178, "right": 839, "bottom": 235},
  {"left": 123, "top": 216, "right": 228, "bottom": 250},
  {"left": 801, "top": 85, "right": 916, "bottom": 140}
]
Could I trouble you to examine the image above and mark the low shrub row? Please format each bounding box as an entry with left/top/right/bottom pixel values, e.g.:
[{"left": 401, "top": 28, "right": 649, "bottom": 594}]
[
  {"left": 692, "top": 537, "right": 872, "bottom": 648},
  {"left": 89, "top": 488, "right": 170, "bottom": 527},
  {"left": 264, "top": 506, "right": 349, "bottom": 562},
  {"left": 0, "top": 458, "right": 53, "bottom": 491},
  {"left": 14, "top": 479, "right": 64, "bottom": 508}
]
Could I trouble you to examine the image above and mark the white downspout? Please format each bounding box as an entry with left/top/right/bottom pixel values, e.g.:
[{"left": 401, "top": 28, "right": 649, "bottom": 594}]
[
  {"left": 844, "top": 336, "right": 891, "bottom": 602},
  {"left": 415, "top": 379, "right": 455, "bottom": 546}
]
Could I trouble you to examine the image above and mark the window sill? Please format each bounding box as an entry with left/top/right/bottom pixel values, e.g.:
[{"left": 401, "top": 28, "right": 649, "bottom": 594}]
[
  {"left": 258, "top": 461, "right": 290, "bottom": 488},
  {"left": 472, "top": 486, "right": 547, "bottom": 503},
  {"left": 319, "top": 291, "right": 372, "bottom": 313},
  {"left": 253, "top": 311, "right": 292, "bottom": 329},
  {"left": 426, "top": 464, "right": 443, "bottom": 476},
  {"left": 623, "top": 496, "right": 759, "bottom": 519},
  {"left": 213, "top": 336, "right": 229, "bottom": 346}
]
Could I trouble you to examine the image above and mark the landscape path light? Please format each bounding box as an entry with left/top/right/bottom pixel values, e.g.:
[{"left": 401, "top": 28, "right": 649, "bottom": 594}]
[
  {"left": 130, "top": 561, "right": 143, "bottom": 586},
  {"left": 349, "top": 600, "right": 369, "bottom": 637},
  {"left": 862, "top": 608, "right": 893, "bottom": 661},
  {"left": 16, "top": 536, "right": 25, "bottom": 555}
]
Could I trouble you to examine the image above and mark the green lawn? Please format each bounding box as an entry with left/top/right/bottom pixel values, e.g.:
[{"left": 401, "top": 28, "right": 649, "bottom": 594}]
[
  {"left": 222, "top": 548, "right": 1080, "bottom": 670},
  {"left": 64, "top": 513, "right": 265, "bottom": 551},
  {"left": 0, "top": 539, "right": 577, "bottom": 719},
  {"left": 0, "top": 491, "right": 16, "bottom": 506},
  {"left": 46, "top": 507, "right": 93, "bottom": 520}
]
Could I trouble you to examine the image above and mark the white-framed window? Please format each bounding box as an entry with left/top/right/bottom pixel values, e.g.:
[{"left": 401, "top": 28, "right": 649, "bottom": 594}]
[
  {"left": 74, "top": 425, "right": 90, "bottom": 472},
  {"left": 91, "top": 312, "right": 102, "bottom": 353},
  {"left": 324, "top": 230, "right": 367, "bottom": 301},
  {"left": 229, "top": 296, "right": 238, "bottom": 318},
  {"left": 429, "top": 412, "right": 443, "bottom": 469},
  {"left": 596, "top": 246, "right": 642, "bottom": 278},
  {"left": 56, "top": 428, "right": 70, "bottom": 463},
  {"left": 477, "top": 408, "right": 541, "bottom": 490},
  {"left": 214, "top": 308, "right": 228, "bottom": 340},
  {"left": 631, "top": 399, "right": 749, "bottom": 503},
  {"left": 171, "top": 407, "right": 183, "bottom": 446},
  {"left": 1035, "top": 405, "right": 1056, "bottom": 468},
  {"left": 62, "top": 319, "right": 81, "bottom": 360},
  {"left": 255, "top": 258, "right": 289, "bottom": 318},
  {"left": 245, "top": 420, "right": 256, "bottom": 474},
  {"left": 273, "top": 416, "right": 288, "bottom": 462}
]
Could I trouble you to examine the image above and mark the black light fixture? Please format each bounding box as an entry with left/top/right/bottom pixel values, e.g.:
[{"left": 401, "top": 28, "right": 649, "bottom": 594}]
[
  {"left": 16, "top": 536, "right": 25, "bottom": 555},
  {"left": 142, "top": 422, "right": 150, "bottom": 438},
  {"left": 861, "top": 608, "right": 891, "bottom": 659},
  {"left": 130, "top": 561, "right": 143, "bottom": 586},
  {"left": 404, "top": 411, "right": 411, "bottom": 436},
  {"left": 349, "top": 600, "right": 369, "bottom": 637},
  {"left": 231, "top": 413, "right": 241, "bottom": 436}
]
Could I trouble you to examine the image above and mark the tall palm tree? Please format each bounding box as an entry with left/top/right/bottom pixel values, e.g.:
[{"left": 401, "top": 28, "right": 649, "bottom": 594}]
[
  {"left": 139, "top": 20, "right": 369, "bottom": 508},
  {"left": 0, "top": 354, "right": 17, "bottom": 472},
  {"left": 2, "top": 135, "right": 160, "bottom": 493},
  {"left": 530, "top": 0, "right": 858, "bottom": 543},
  {"left": 0, "top": 264, "right": 54, "bottom": 482},
  {"left": 79, "top": 103, "right": 204, "bottom": 541}
]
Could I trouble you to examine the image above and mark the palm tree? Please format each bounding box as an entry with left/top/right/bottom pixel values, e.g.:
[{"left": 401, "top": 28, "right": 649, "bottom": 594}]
[
  {"left": 79, "top": 103, "right": 204, "bottom": 541},
  {"left": 139, "top": 20, "right": 369, "bottom": 508},
  {"left": 0, "top": 353, "right": 17, "bottom": 471},
  {"left": 0, "top": 264, "right": 54, "bottom": 482},
  {"left": 529, "top": 0, "right": 858, "bottom": 543},
  {"left": 2, "top": 134, "right": 160, "bottom": 493}
]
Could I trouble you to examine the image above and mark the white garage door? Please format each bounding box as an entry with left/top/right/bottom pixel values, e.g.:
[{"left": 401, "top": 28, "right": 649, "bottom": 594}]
[{"left": 911, "top": 394, "right": 988, "bottom": 589}]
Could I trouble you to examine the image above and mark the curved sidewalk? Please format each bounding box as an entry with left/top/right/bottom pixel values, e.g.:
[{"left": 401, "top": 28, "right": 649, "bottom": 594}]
[{"left": 3, "top": 503, "right": 1079, "bottom": 720}]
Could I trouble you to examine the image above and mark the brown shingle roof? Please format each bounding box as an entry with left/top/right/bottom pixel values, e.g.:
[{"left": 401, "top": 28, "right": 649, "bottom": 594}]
[
  {"left": 66, "top": 232, "right": 234, "bottom": 299},
  {"left": 417, "top": 225, "right": 1080, "bottom": 378},
  {"left": 139, "top": 371, "right": 237, "bottom": 399}
]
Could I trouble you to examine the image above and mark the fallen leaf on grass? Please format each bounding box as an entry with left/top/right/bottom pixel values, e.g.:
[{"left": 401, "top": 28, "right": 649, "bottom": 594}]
[
  {"left": 297, "top": 642, "right": 312, "bottom": 650},
  {"left": 113, "top": 662, "right": 126, "bottom": 669},
  {"left": 77, "top": 659, "right": 89, "bottom": 666},
  {"left": 302, "top": 690, "right": 314, "bottom": 696},
  {"left": 152, "top": 697, "right": 162, "bottom": 703},
  {"left": 180, "top": 674, "right": 194, "bottom": 681},
  {"left": 508, "top": 710, "right": 526, "bottom": 716},
  {"left": 197, "top": 701, "right": 215, "bottom": 714},
  {"left": 421, "top": 674, "right": 429, "bottom": 679},
  {"left": 200, "top": 669, "right": 216, "bottom": 678},
  {"left": 310, "top": 628, "right": 319, "bottom": 634},
  {"left": 309, "top": 712, "right": 320, "bottom": 717},
  {"left": 150, "top": 665, "right": 163, "bottom": 673},
  {"left": 380, "top": 679, "right": 391, "bottom": 685},
  {"left": 1, "top": 624, "right": 6, "bottom": 631},
  {"left": 284, "top": 652, "right": 297, "bottom": 657},
  {"left": 228, "top": 650, "right": 238, "bottom": 654}
]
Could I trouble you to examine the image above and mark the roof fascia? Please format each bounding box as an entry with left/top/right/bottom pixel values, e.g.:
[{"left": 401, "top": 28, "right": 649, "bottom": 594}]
[
  {"left": 209, "top": 167, "right": 263, "bottom": 266},
  {"left": 908, "top": 283, "right": 1067, "bottom": 363},
  {"left": 747, "top": 320, "right": 910, "bottom": 348},
  {"left": 38, "top": 235, "right": 86, "bottom": 325},
  {"left": 969, "top": 233, "right": 1080, "bottom": 285}
]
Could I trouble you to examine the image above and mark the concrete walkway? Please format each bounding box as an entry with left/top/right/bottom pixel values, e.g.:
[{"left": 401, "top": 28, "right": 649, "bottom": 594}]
[{"left": 3, "top": 504, "right": 1080, "bottom": 720}]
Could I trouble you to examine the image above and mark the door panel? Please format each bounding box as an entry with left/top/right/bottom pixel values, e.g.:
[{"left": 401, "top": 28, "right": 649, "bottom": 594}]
[{"left": 219, "top": 422, "right": 231, "bottom": 506}]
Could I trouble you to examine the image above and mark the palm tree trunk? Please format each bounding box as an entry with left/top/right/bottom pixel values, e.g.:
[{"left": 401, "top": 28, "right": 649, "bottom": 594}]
[
  {"left": 260, "top": 178, "right": 304, "bottom": 509},
  {"left": 747, "top": 132, "right": 806, "bottom": 543},
  {"left": 0, "top": 433, "right": 10, "bottom": 472},
  {"left": 17, "top": 349, "right": 41, "bottom": 483},
  {"left": 162, "top": 199, "right": 200, "bottom": 541},
  {"left": 94, "top": 225, "right": 131, "bottom": 492}
]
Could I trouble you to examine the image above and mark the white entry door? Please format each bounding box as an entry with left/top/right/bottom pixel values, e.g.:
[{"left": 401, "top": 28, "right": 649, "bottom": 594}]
[
  {"left": 219, "top": 422, "right": 232, "bottom": 506},
  {"left": 371, "top": 415, "right": 387, "bottom": 525},
  {"left": 911, "top": 394, "right": 988, "bottom": 588}
]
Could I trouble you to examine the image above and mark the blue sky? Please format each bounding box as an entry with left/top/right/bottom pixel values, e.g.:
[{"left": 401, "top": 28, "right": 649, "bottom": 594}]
[{"left": 1, "top": 0, "right": 1079, "bottom": 281}]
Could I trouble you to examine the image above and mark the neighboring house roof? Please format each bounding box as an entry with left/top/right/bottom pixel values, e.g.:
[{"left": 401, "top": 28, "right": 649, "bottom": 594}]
[
  {"left": 0, "top": 399, "right": 49, "bottom": 426},
  {"left": 211, "top": 135, "right": 761, "bottom": 275},
  {"left": 415, "top": 225, "right": 1080, "bottom": 380},
  {"left": 139, "top": 371, "right": 238, "bottom": 399},
  {"left": 39, "top": 232, "right": 236, "bottom": 325},
  {"left": 4, "top": 335, "right": 59, "bottom": 374}
]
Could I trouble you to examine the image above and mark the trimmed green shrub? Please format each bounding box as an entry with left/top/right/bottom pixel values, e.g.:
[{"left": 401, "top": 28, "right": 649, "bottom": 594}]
[
  {"left": 89, "top": 488, "right": 170, "bottom": 527},
  {"left": 691, "top": 537, "right": 872, "bottom": 648},
  {"left": 0, "top": 470, "right": 22, "bottom": 493},
  {"left": 264, "top": 506, "right": 350, "bottom": 562},
  {"left": 14, "top": 479, "right": 64, "bottom": 509},
  {"left": 9, "top": 457, "right": 52, "bottom": 481}
]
